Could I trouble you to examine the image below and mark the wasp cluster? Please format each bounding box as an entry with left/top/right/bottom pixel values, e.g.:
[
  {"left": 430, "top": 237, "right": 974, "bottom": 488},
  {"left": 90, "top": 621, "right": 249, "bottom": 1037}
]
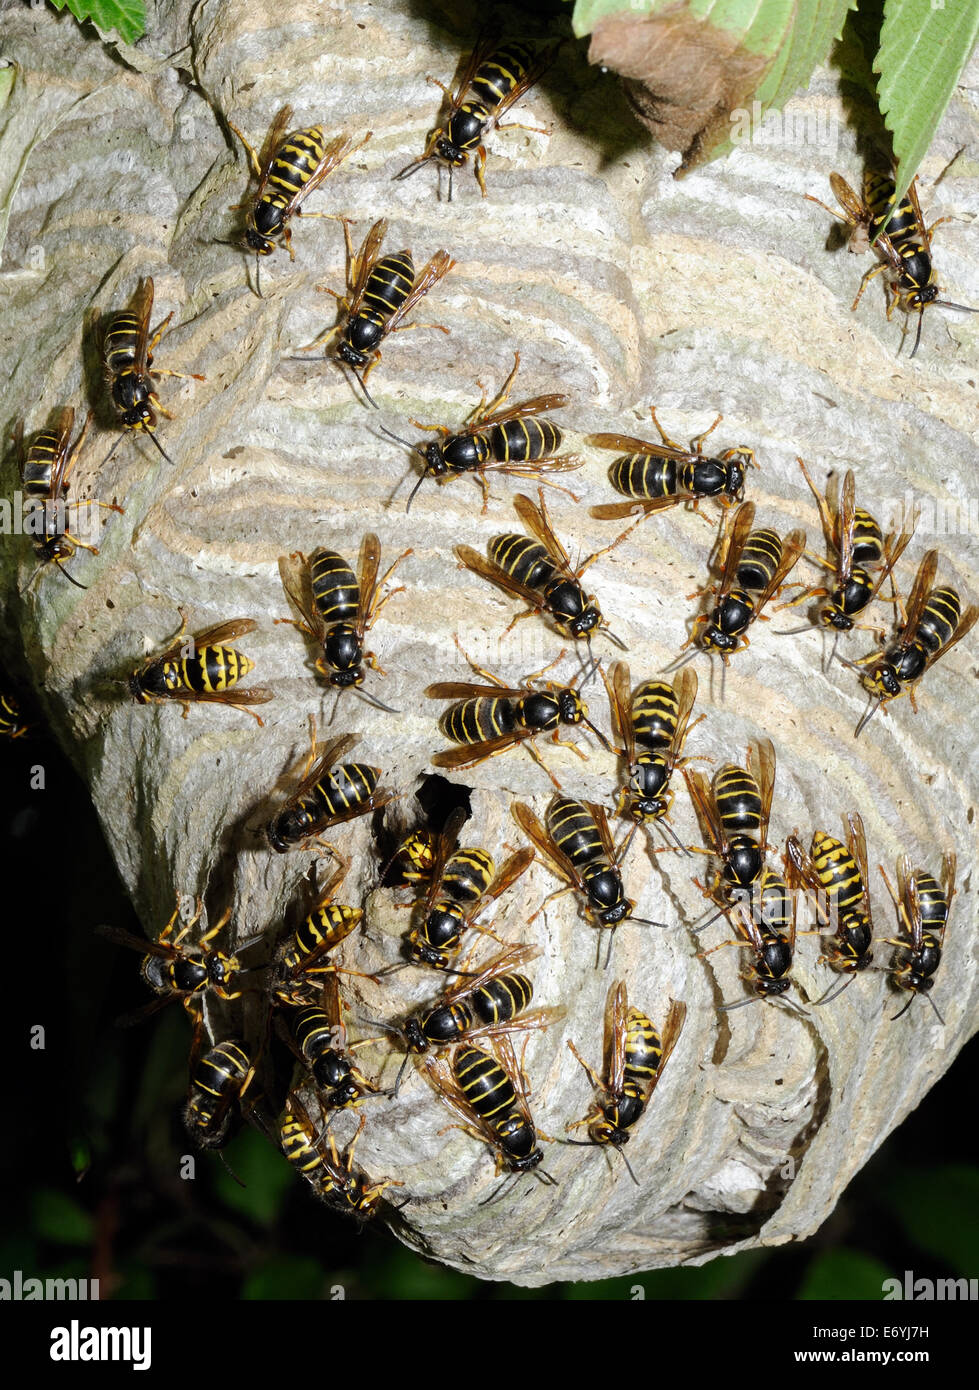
[{"left": 5, "top": 19, "right": 974, "bottom": 1260}]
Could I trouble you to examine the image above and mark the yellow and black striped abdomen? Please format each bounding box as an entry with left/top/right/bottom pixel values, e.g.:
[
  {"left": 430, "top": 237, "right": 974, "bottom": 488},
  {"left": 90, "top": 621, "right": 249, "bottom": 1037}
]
[
  {"left": 0, "top": 694, "right": 26, "bottom": 739},
  {"left": 280, "top": 1116, "right": 335, "bottom": 1191},
  {"left": 916, "top": 587, "right": 960, "bottom": 651},
  {"left": 265, "top": 126, "right": 327, "bottom": 210},
  {"left": 471, "top": 972, "right": 533, "bottom": 1027},
  {"left": 22, "top": 432, "right": 64, "bottom": 503},
  {"left": 913, "top": 871, "right": 948, "bottom": 931},
  {"left": 622, "top": 1008, "right": 662, "bottom": 1090},
  {"left": 810, "top": 832, "right": 864, "bottom": 915},
  {"left": 441, "top": 847, "right": 495, "bottom": 901},
  {"left": 736, "top": 528, "right": 782, "bottom": 590},
  {"left": 194, "top": 1040, "right": 250, "bottom": 1102},
  {"left": 610, "top": 453, "right": 675, "bottom": 500},
  {"left": 441, "top": 697, "right": 518, "bottom": 745},
  {"left": 362, "top": 251, "right": 414, "bottom": 326},
  {"left": 288, "top": 902, "right": 361, "bottom": 970},
  {"left": 164, "top": 645, "right": 255, "bottom": 695},
  {"left": 455, "top": 1044, "right": 517, "bottom": 1121},
  {"left": 102, "top": 312, "right": 140, "bottom": 375},
  {"left": 713, "top": 764, "right": 762, "bottom": 834},
  {"left": 310, "top": 549, "right": 359, "bottom": 626},
  {"left": 470, "top": 42, "right": 534, "bottom": 114},
  {"left": 632, "top": 680, "right": 679, "bottom": 748},
  {"left": 487, "top": 417, "right": 561, "bottom": 463},
  {"left": 547, "top": 797, "right": 602, "bottom": 868},
  {"left": 312, "top": 762, "right": 380, "bottom": 819},
  {"left": 849, "top": 507, "right": 884, "bottom": 565},
  {"left": 488, "top": 533, "right": 555, "bottom": 588}
]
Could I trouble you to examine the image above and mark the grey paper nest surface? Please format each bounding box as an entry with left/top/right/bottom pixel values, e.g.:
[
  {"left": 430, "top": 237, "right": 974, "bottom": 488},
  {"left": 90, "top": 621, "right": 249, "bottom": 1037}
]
[{"left": 1, "top": 0, "right": 977, "bottom": 1285}]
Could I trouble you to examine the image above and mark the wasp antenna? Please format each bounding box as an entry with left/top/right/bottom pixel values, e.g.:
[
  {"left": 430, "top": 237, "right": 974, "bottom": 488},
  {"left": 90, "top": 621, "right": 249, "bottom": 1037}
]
[
  {"left": 392, "top": 1050, "right": 412, "bottom": 1097},
  {"left": 353, "top": 367, "right": 380, "bottom": 410},
  {"left": 96, "top": 432, "right": 126, "bottom": 471},
  {"left": 583, "top": 717, "right": 615, "bottom": 754},
  {"left": 890, "top": 993, "right": 915, "bottom": 1021},
  {"left": 54, "top": 561, "right": 89, "bottom": 591},
  {"left": 353, "top": 686, "right": 400, "bottom": 715},
  {"left": 933, "top": 300, "right": 979, "bottom": 313},
  {"left": 719, "top": 993, "right": 761, "bottom": 1013},
  {"left": 910, "top": 306, "right": 925, "bottom": 358},
  {"left": 378, "top": 423, "right": 419, "bottom": 450},
  {"left": 218, "top": 1150, "right": 247, "bottom": 1189},
  {"left": 255, "top": 253, "right": 264, "bottom": 301},
  {"left": 393, "top": 156, "right": 429, "bottom": 182},
  {"left": 629, "top": 915, "right": 670, "bottom": 930},
  {"left": 812, "top": 973, "right": 855, "bottom": 1007},
  {"left": 924, "top": 992, "right": 946, "bottom": 1025},
  {"left": 404, "top": 467, "right": 429, "bottom": 514},
  {"left": 376, "top": 961, "right": 410, "bottom": 978},
  {"left": 146, "top": 431, "right": 175, "bottom": 466},
  {"left": 775, "top": 622, "right": 816, "bottom": 636},
  {"left": 854, "top": 695, "right": 882, "bottom": 739},
  {"left": 661, "top": 647, "right": 699, "bottom": 674},
  {"left": 618, "top": 1147, "right": 640, "bottom": 1187},
  {"left": 602, "top": 625, "right": 629, "bottom": 652},
  {"left": 655, "top": 816, "right": 690, "bottom": 857}
]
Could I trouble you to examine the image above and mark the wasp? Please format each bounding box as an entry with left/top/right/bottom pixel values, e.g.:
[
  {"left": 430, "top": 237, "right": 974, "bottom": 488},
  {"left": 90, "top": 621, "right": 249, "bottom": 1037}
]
[
  {"left": 265, "top": 726, "right": 392, "bottom": 854},
  {"left": 513, "top": 798, "right": 663, "bottom": 965},
  {"left": 423, "top": 1037, "right": 557, "bottom": 1199},
  {"left": 129, "top": 609, "right": 273, "bottom": 726},
  {"left": 183, "top": 1039, "right": 255, "bottom": 1153},
  {"left": 277, "top": 533, "right": 411, "bottom": 714},
  {"left": 99, "top": 277, "right": 205, "bottom": 464},
  {"left": 0, "top": 692, "right": 31, "bottom": 740},
  {"left": 390, "top": 943, "right": 562, "bottom": 1083},
  {"left": 271, "top": 856, "right": 370, "bottom": 1007},
  {"left": 13, "top": 408, "right": 123, "bottom": 590},
  {"left": 290, "top": 974, "right": 383, "bottom": 1110},
  {"left": 678, "top": 502, "right": 804, "bottom": 679},
  {"left": 603, "top": 661, "right": 701, "bottom": 850},
  {"left": 684, "top": 738, "right": 776, "bottom": 919},
  {"left": 394, "top": 33, "right": 556, "bottom": 200},
  {"left": 700, "top": 884, "right": 799, "bottom": 1009},
  {"left": 381, "top": 352, "right": 582, "bottom": 512},
  {"left": 458, "top": 489, "right": 632, "bottom": 657},
  {"left": 98, "top": 898, "right": 243, "bottom": 1028},
  {"left": 778, "top": 460, "right": 915, "bottom": 664},
  {"left": 808, "top": 170, "right": 978, "bottom": 356},
  {"left": 426, "top": 638, "right": 611, "bottom": 790},
  {"left": 227, "top": 103, "right": 371, "bottom": 296},
  {"left": 878, "top": 852, "right": 954, "bottom": 1023},
  {"left": 848, "top": 549, "right": 978, "bottom": 736},
  {"left": 280, "top": 1094, "right": 403, "bottom": 1217},
  {"left": 299, "top": 217, "right": 454, "bottom": 407},
  {"left": 566, "top": 983, "right": 686, "bottom": 1182},
  {"left": 401, "top": 809, "right": 533, "bottom": 970},
  {"left": 589, "top": 407, "right": 755, "bottom": 523},
  {"left": 786, "top": 811, "right": 876, "bottom": 1004}
]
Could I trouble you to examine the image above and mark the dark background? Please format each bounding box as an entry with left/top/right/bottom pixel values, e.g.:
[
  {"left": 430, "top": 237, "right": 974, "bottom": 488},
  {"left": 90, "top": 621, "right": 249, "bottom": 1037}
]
[{"left": 2, "top": 724, "right": 975, "bottom": 1302}]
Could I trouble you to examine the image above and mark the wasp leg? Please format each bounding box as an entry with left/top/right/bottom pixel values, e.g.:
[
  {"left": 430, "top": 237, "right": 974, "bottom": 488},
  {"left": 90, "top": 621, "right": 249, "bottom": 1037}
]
[
  {"left": 851, "top": 260, "right": 888, "bottom": 312},
  {"left": 228, "top": 121, "right": 264, "bottom": 179}
]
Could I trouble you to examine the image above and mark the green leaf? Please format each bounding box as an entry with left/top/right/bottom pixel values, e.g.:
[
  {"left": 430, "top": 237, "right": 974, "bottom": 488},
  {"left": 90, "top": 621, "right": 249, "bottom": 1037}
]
[
  {"left": 31, "top": 1189, "right": 93, "bottom": 1246},
  {"left": 242, "top": 1256, "right": 327, "bottom": 1301},
  {"left": 798, "top": 1249, "right": 894, "bottom": 1300},
  {"left": 573, "top": 0, "right": 855, "bottom": 172},
  {"left": 881, "top": 1164, "right": 979, "bottom": 1277},
  {"left": 876, "top": 0, "right": 979, "bottom": 204},
  {"left": 213, "top": 1129, "right": 295, "bottom": 1226},
  {"left": 48, "top": 0, "right": 146, "bottom": 46}
]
